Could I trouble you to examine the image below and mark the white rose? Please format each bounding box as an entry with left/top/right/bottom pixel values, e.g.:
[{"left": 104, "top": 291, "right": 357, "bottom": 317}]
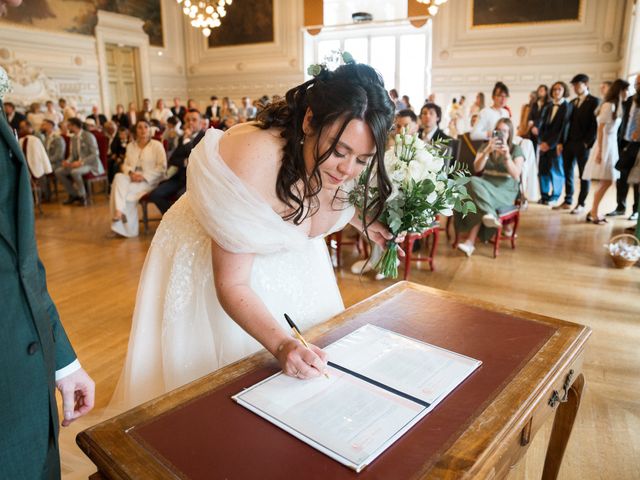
[
  {"left": 391, "top": 163, "right": 408, "bottom": 183},
  {"left": 408, "top": 158, "right": 429, "bottom": 183},
  {"left": 435, "top": 180, "right": 446, "bottom": 193}
]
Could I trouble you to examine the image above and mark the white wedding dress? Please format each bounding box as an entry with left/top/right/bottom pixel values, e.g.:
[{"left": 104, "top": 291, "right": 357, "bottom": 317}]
[{"left": 112, "top": 128, "right": 354, "bottom": 410}]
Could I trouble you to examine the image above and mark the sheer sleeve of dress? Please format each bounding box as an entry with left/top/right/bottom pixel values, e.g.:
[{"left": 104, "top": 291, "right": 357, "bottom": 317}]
[
  {"left": 597, "top": 102, "right": 614, "bottom": 125},
  {"left": 186, "top": 128, "right": 308, "bottom": 254}
]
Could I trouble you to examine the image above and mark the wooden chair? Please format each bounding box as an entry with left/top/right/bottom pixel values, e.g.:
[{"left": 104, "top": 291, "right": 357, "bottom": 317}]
[
  {"left": 326, "top": 229, "right": 370, "bottom": 268},
  {"left": 139, "top": 193, "right": 160, "bottom": 235},
  {"left": 401, "top": 224, "right": 439, "bottom": 279}
]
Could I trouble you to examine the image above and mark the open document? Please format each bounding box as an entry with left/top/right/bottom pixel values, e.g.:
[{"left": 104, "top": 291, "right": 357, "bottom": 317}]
[{"left": 232, "top": 324, "right": 482, "bottom": 473}]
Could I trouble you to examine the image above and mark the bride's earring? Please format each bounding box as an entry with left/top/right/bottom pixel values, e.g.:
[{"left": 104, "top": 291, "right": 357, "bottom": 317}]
[{"left": 299, "top": 135, "right": 305, "bottom": 146}]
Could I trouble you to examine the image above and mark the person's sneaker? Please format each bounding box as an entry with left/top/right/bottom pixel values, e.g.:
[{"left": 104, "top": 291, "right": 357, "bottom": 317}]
[
  {"left": 350, "top": 259, "right": 374, "bottom": 274},
  {"left": 605, "top": 209, "right": 625, "bottom": 217},
  {"left": 552, "top": 203, "right": 571, "bottom": 211},
  {"left": 570, "top": 205, "right": 585, "bottom": 215},
  {"left": 456, "top": 242, "right": 475, "bottom": 257},
  {"left": 629, "top": 212, "right": 639, "bottom": 221},
  {"left": 537, "top": 198, "right": 549, "bottom": 205},
  {"left": 482, "top": 214, "right": 502, "bottom": 229},
  {"left": 374, "top": 272, "right": 386, "bottom": 280},
  {"left": 62, "top": 196, "right": 78, "bottom": 205}
]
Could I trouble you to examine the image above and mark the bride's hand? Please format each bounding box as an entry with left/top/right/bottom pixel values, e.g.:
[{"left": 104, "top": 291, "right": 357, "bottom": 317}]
[
  {"left": 276, "top": 338, "right": 328, "bottom": 379},
  {"left": 366, "top": 221, "right": 406, "bottom": 257}
]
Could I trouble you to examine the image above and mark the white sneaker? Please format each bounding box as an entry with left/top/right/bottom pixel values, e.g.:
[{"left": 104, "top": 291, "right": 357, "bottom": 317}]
[
  {"left": 374, "top": 272, "right": 386, "bottom": 280},
  {"left": 350, "top": 259, "right": 374, "bottom": 274},
  {"left": 457, "top": 242, "right": 475, "bottom": 257},
  {"left": 482, "top": 214, "right": 502, "bottom": 229}
]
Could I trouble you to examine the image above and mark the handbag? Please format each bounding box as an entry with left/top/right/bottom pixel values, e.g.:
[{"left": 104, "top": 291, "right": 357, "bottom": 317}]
[{"left": 616, "top": 142, "right": 640, "bottom": 171}]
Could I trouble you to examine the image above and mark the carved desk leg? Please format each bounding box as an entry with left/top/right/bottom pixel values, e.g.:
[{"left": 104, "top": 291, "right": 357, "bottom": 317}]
[{"left": 541, "top": 373, "right": 585, "bottom": 479}]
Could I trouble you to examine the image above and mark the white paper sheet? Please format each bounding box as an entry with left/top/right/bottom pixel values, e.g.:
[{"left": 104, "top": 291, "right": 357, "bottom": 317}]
[{"left": 233, "top": 324, "right": 481, "bottom": 472}]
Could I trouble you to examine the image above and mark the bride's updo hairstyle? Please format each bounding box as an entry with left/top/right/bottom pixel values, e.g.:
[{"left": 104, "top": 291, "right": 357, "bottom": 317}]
[{"left": 257, "top": 62, "right": 395, "bottom": 226}]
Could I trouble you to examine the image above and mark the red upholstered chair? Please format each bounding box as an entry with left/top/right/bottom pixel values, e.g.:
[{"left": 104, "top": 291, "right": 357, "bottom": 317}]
[
  {"left": 325, "top": 230, "right": 370, "bottom": 268},
  {"left": 83, "top": 131, "right": 109, "bottom": 203},
  {"left": 452, "top": 204, "right": 521, "bottom": 258},
  {"left": 401, "top": 224, "right": 439, "bottom": 279}
]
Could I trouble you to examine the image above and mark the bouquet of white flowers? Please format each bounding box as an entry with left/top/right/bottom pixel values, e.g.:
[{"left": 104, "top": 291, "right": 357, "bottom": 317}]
[{"left": 350, "top": 131, "right": 476, "bottom": 278}]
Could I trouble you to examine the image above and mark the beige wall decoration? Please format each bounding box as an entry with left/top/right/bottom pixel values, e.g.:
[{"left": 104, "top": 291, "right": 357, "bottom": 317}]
[
  {"left": 1, "top": 0, "right": 164, "bottom": 46},
  {"left": 206, "top": 0, "right": 274, "bottom": 48}
]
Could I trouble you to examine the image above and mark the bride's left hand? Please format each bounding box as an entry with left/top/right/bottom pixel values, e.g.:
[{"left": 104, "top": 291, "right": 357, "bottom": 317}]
[{"left": 366, "top": 221, "right": 406, "bottom": 257}]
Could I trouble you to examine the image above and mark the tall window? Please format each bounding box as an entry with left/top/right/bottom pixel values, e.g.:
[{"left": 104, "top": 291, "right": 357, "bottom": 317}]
[{"left": 305, "top": 24, "right": 431, "bottom": 111}]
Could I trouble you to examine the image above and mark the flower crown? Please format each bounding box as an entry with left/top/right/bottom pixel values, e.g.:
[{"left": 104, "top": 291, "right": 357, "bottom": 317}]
[{"left": 307, "top": 50, "right": 355, "bottom": 78}]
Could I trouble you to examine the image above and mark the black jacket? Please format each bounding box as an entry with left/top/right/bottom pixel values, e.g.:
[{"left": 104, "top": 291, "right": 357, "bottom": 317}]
[
  {"left": 168, "top": 130, "right": 206, "bottom": 182},
  {"left": 7, "top": 110, "right": 25, "bottom": 132},
  {"left": 566, "top": 94, "right": 600, "bottom": 148},
  {"left": 539, "top": 101, "right": 573, "bottom": 149},
  {"left": 619, "top": 94, "right": 639, "bottom": 146},
  {"left": 528, "top": 100, "right": 552, "bottom": 138},
  {"left": 171, "top": 106, "right": 187, "bottom": 122},
  {"left": 111, "top": 113, "right": 129, "bottom": 129},
  {"left": 419, "top": 127, "right": 450, "bottom": 143}
]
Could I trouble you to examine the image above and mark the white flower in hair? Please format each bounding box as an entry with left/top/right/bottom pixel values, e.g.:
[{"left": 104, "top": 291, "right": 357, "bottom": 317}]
[{"left": 0, "top": 66, "right": 11, "bottom": 101}]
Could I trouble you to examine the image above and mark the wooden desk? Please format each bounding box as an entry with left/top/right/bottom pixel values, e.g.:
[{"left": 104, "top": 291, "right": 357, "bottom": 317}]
[{"left": 78, "top": 282, "right": 591, "bottom": 479}]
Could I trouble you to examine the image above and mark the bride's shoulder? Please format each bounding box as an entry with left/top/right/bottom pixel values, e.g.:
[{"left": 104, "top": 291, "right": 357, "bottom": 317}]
[{"left": 218, "top": 123, "right": 284, "bottom": 191}]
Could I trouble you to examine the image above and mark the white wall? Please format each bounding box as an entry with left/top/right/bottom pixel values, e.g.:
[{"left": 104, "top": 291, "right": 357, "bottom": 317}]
[
  {"left": 183, "top": 0, "right": 304, "bottom": 107},
  {"left": 430, "top": 0, "right": 627, "bottom": 130}
]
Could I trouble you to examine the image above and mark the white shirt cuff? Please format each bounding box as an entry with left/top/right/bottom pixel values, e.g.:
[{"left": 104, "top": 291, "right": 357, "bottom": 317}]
[{"left": 55, "top": 359, "right": 81, "bottom": 381}]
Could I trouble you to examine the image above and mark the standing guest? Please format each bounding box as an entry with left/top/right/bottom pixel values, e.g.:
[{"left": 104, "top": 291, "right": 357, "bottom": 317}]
[
  {"left": 187, "top": 98, "right": 199, "bottom": 112},
  {"left": 456, "top": 118, "right": 524, "bottom": 256},
  {"left": 239, "top": 96, "right": 257, "bottom": 121},
  {"left": 149, "top": 109, "right": 205, "bottom": 214},
  {"left": 583, "top": 79, "right": 629, "bottom": 224},
  {"left": 43, "top": 100, "right": 63, "bottom": 126},
  {"left": 126, "top": 101, "right": 138, "bottom": 128},
  {"left": 151, "top": 98, "right": 173, "bottom": 126},
  {"left": 111, "top": 103, "right": 129, "bottom": 128},
  {"left": 27, "top": 102, "right": 45, "bottom": 132},
  {"left": 0, "top": 60, "right": 95, "bottom": 480},
  {"left": 517, "top": 91, "right": 536, "bottom": 137},
  {"left": 418, "top": 103, "right": 450, "bottom": 143},
  {"left": 469, "top": 92, "right": 485, "bottom": 117},
  {"left": 107, "top": 126, "right": 131, "bottom": 184},
  {"left": 538, "top": 81, "right": 573, "bottom": 205},
  {"left": 402, "top": 95, "right": 413, "bottom": 112},
  {"left": 139, "top": 98, "right": 152, "bottom": 122},
  {"left": 599, "top": 81, "right": 612, "bottom": 100},
  {"left": 87, "top": 105, "right": 107, "bottom": 128},
  {"left": 162, "top": 115, "right": 182, "bottom": 155},
  {"left": 389, "top": 89, "right": 406, "bottom": 111},
  {"left": 58, "top": 97, "right": 76, "bottom": 120},
  {"left": 171, "top": 97, "right": 187, "bottom": 123},
  {"left": 608, "top": 74, "right": 640, "bottom": 220},
  {"left": 220, "top": 96, "right": 238, "bottom": 123},
  {"left": 109, "top": 120, "right": 166, "bottom": 237},
  {"left": 205, "top": 95, "right": 221, "bottom": 123},
  {"left": 41, "top": 119, "right": 65, "bottom": 171},
  {"left": 18, "top": 119, "right": 52, "bottom": 184},
  {"left": 3, "top": 101, "right": 25, "bottom": 131},
  {"left": 553, "top": 73, "right": 600, "bottom": 213},
  {"left": 526, "top": 85, "right": 550, "bottom": 145},
  {"left": 470, "top": 82, "right": 511, "bottom": 140},
  {"left": 55, "top": 117, "right": 101, "bottom": 205},
  {"left": 470, "top": 113, "right": 480, "bottom": 129}
]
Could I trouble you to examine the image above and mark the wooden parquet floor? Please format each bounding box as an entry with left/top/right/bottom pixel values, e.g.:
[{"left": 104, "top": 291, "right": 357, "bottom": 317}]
[{"left": 33, "top": 189, "right": 639, "bottom": 480}]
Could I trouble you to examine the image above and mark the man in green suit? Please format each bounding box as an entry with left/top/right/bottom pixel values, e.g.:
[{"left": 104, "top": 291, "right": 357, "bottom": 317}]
[{"left": 0, "top": 61, "right": 95, "bottom": 477}]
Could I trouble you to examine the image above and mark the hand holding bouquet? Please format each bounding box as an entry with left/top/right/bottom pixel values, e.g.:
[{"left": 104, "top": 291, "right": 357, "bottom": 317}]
[{"left": 350, "top": 131, "right": 475, "bottom": 278}]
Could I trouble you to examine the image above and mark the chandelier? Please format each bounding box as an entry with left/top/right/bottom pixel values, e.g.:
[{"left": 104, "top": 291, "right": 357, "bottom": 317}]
[
  {"left": 416, "top": 0, "right": 448, "bottom": 16},
  {"left": 176, "top": 0, "right": 233, "bottom": 37}
]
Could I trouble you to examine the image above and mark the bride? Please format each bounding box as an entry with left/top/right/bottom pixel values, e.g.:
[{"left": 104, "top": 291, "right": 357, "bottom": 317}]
[{"left": 113, "top": 62, "right": 397, "bottom": 409}]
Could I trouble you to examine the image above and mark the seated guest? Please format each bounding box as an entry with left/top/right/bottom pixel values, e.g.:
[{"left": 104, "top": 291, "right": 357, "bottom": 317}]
[
  {"left": 402, "top": 95, "right": 413, "bottom": 112},
  {"left": 4, "top": 101, "right": 26, "bottom": 132},
  {"left": 55, "top": 117, "right": 102, "bottom": 205},
  {"left": 389, "top": 89, "right": 406, "bottom": 111},
  {"left": 59, "top": 120, "right": 71, "bottom": 157},
  {"left": 26, "top": 102, "right": 45, "bottom": 132},
  {"left": 151, "top": 98, "right": 173, "bottom": 126},
  {"left": 107, "top": 126, "right": 131, "bottom": 184},
  {"left": 418, "top": 103, "right": 450, "bottom": 143},
  {"left": 126, "top": 101, "right": 138, "bottom": 128},
  {"left": 43, "top": 100, "right": 63, "bottom": 126},
  {"left": 171, "top": 97, "right": 186, "bottom": 122},
  {"left": 111, "top": 103, "right": 129, "bottom": 128},
  {"left": 103, "top": 120, "right": 117, "bottom": 148},
  {"left": 239, "top": 96, "right": 257, "bottom": 121},
  {"left": 40, "top": 119, "right": 65, "bottom": 171},
  {"left": 148, "top": 109, "right": 205, "bottom": 214},
  {"left": 205, "top": 95, "right": 221, "bottom": 123},
  {"left": 187, "top": 98, "right": 199, "bottom": 112},
  {"left": 470, "top": 82, "right": 511, "bottom": 141},
  {"left": 455, "top": 118, "right": 524, "bottom": 256},
  {"left": 139, "top": 98, "right": 152, "bottom": 122},
  {"left": 538, "top": 81, "right": 572, "bottom": 205},
  {"left": 58, "top": 97, "right": 76, "bottom": 120},
  {"left": 18, "top": 120, "right": 52, "bottom": 189},
  {"left": 220, "top": 96, "right": 238, "bottom": 124},
  {"left": 395, "top": 109, "right": 419, "bottom": 136},
  {"left": 87, "top": 105, "right": 107, "bottom": 128},
  {"left": 85, "top": 118, "right": 108, "bottom": 171},
  {"left": 110, "top": 120, "right": 166, "bottom": 237},
  {"left": 162, "top": 115, "right": 182, "bottom": 154}
]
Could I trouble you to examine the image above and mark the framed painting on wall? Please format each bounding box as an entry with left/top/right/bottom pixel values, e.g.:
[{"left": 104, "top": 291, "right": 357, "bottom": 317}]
[
  {"left": 471, "top": 0, "right": 583, "bottom": 28},
  {"left": 207, "top": 0, "right": 274, "bottom": 48}
]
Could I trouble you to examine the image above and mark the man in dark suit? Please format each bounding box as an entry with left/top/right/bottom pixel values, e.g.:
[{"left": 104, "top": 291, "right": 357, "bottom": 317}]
[
  {"left": 609, "top": 74, "right": 640, "bottom": 220},
  {"left": 554, "top": 73, "right": 600, "bottom": 214},
  {"left": 538, "top": 81, "right": 573, "bottom": 205},
  {"left": 205, "top": 95, "right": 220, "bottom": 123},
  {"left": 418, "top": 103, "right": 450, "bottom": 143},
  {"left": 171, "top": 97, "right": 187, "bottom": 123},
  {"left": 148, "top": 109, "right": 205, "bottom": 213},
  {"left": 4, "top": 101, "right": 25, "bottom": 132},
  {"left": 86, "top": 105, "right": 107, "bottom": 128},
  {"left": 0, "top": 65, "right": 95, "bottom": 479}
]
